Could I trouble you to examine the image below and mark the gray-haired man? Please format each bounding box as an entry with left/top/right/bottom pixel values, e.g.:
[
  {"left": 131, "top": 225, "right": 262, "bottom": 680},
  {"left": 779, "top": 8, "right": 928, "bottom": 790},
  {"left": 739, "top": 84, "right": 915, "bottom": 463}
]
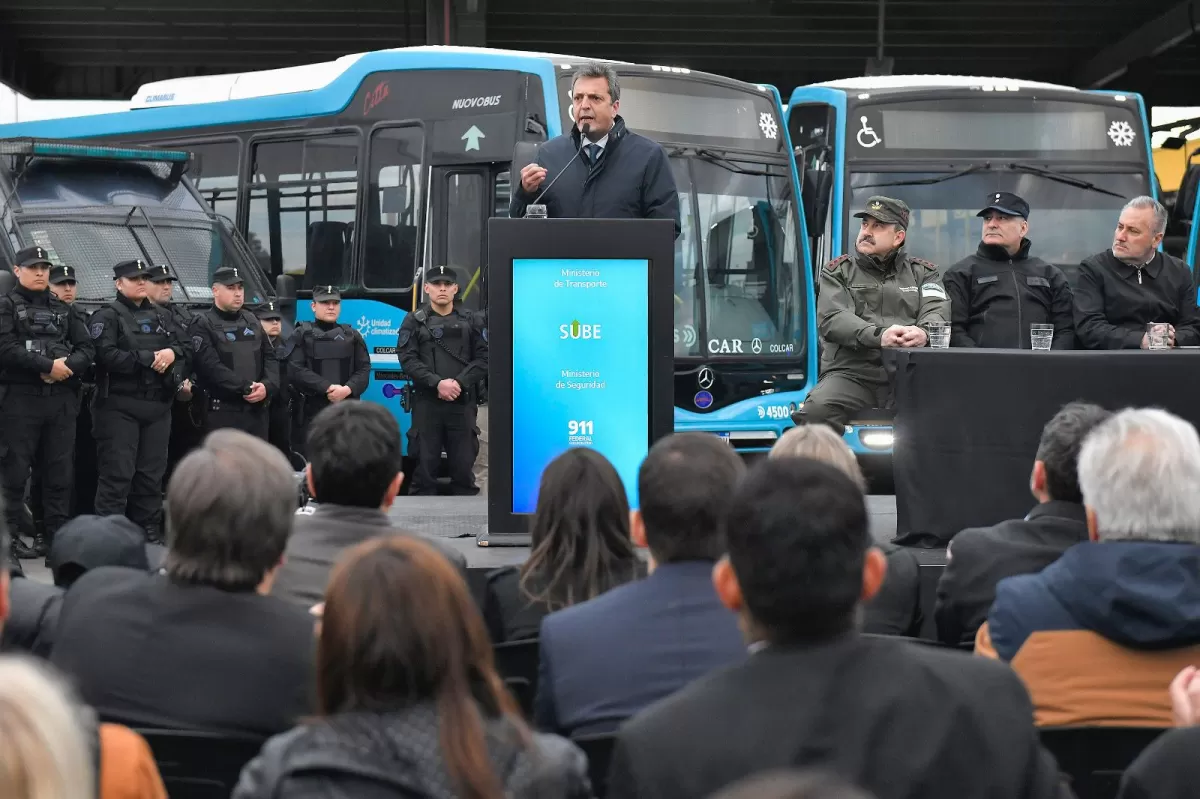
[
  {"left": 1074, "top": 196, "right": 1200, "bottom": 349},
  {"left": 508, "top": 62, "right": 680, "bottom": 236}
]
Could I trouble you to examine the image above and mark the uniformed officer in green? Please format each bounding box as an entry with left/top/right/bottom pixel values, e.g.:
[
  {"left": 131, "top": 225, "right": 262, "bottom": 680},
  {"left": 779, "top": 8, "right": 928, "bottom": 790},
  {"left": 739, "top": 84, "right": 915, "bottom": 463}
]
[{"left": 793, "top": 196, "right": 949, "bottom": 431}]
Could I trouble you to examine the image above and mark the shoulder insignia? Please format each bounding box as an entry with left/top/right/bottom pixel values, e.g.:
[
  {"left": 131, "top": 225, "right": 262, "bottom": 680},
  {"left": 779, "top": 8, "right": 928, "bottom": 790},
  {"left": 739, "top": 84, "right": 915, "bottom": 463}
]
[
  {"left": 912, "top": 257, "right": 939, "bottom": 272},
  {"left": 397, "top": 328, "right": 411, "bottom": 347},
  {"left": 192, "top": 334, "right": 205, "bottom": 352},
  {"left": 89, "top": 321, "right": 105, "bottom": 340},
  {"left": 824, "top": 255, "right": 852, "bottom": 272}
]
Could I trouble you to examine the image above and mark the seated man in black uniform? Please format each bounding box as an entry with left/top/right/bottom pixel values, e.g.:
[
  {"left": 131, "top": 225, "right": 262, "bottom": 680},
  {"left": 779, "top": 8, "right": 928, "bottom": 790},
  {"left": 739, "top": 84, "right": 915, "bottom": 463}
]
[
  {"left": 1074, "top": 195, "right": 1200, "bottom": 349},
  {"left": 943, "top": 192, "right": 1075, "bottom": 349}
]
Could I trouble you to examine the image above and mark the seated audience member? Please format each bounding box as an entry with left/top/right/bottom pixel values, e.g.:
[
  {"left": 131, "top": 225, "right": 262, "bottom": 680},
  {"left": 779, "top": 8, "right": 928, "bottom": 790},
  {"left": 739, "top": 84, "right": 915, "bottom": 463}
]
[
  {"left": 1118, "top": 666, "right": 1200, "bottom": 798},
  {"left": 0, "top": 519, "right": 166, "bottom": 799},
  {"left": 5, "top": 514, "right": 151, "bottom": 657},
  {"left": 943, "top": 192, "right": 1075, "bottom": 349},
  {"left": 935, "top": 402, "right": 1111, "bottom": 647},
  {"left": 483, "top": 447, "right": 642, "bottom": 642},
  {"left": 271, "top": 401, "right": 466, "bottom": 608},
  {"left": 1074, "top": 196, "right": 1200, "bottom": 349},
  {"left": 711, "top": 771, "right": 876, "bottom": 799},
  {"left": 51, "top": 429, "right": 316, "bottom": 737},
  {"left": 980, "top": 408, "right": 1200, "bottom": 727},
  {"left": 233, "top": 536, "right": 589, "bottom": 798},
  {"left": 771, "top": 426, "right": 921, "bottom": 637},
  {"left": 608, "top": 458, "right": 1066, "bottom": 799},
  {"left": 535, "top": 434, "right": 748, "bottom": 737}
]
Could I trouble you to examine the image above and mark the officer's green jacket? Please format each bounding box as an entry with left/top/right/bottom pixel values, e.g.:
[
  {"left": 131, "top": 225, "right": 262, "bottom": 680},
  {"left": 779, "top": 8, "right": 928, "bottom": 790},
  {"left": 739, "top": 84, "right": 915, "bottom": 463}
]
[{"left": 818, "top": 247, "right": 949, "bottom": 378}]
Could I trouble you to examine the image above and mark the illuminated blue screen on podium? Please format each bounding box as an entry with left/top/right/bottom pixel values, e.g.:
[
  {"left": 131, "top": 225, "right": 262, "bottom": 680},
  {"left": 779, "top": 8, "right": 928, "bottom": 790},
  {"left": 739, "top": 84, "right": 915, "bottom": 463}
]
[{"left": 511, "top": 257, "right": 650, "bottom": 513}]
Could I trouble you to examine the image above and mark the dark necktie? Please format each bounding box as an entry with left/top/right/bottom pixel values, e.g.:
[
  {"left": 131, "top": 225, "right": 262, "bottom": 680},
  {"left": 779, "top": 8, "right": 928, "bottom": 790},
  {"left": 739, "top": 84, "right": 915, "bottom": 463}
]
[{"left": 586, "top": 143, "right": 602, "bottom": 165}]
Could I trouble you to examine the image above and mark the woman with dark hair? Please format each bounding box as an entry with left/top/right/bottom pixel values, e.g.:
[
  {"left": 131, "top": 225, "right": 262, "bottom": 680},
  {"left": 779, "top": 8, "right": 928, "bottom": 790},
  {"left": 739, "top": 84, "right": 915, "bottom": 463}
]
[
  {"left": 483, "top": 448, "right": 643, "bottom": 642},
  {"left": 232, "top": 536, "right": 591, "bottom": 799}
]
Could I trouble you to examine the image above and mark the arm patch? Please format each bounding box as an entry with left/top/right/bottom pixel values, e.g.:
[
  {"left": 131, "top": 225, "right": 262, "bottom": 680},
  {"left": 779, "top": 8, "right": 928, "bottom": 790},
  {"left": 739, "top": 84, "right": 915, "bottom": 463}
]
[{"left": 824, "top": 254, "right": 852, "bottom": 272}]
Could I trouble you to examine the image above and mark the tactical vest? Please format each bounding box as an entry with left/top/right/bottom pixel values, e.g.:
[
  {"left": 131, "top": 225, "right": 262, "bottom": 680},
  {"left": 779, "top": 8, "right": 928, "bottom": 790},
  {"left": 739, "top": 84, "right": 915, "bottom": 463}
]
[
  {"left": 0, "top": 292, "right": 71, "bottom": 383},
  {"left": 301, "top": 322, "right": 354, "bottom": 386},
  {"left": 205, "top": 308, "right": 263, "bottom": 383},
  {"left": 109, "top": 299, "right": 172, "bottom": 397}
]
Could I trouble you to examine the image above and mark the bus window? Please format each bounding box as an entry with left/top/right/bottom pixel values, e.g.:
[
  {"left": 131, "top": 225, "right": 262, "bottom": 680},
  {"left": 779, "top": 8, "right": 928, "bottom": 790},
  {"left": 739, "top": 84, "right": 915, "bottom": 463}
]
[
  {"left": 248, "top": 134, "right": 359, "bottom": 289},
  {"left": 444, "top": 172, "right": 485, "bottom": 313},
  {"left": 186, "top": 140, "right": 240, "bottom": 223},
  {"left": 366, "top": 126, "right": 423, "bottom": 290}
]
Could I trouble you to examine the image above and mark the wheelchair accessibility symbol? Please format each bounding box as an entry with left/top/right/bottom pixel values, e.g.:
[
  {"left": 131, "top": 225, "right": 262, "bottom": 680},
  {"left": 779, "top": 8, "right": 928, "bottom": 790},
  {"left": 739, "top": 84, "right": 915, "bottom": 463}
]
[{"left": 856, "top": 116, "right": 881, "bottom": 148}]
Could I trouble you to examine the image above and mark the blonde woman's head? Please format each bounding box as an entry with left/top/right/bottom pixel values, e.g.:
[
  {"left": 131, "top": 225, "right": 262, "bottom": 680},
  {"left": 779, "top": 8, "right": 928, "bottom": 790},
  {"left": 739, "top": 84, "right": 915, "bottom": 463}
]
[
  {"left": 770, "top": 425, "right": 867, "bottom": 492},
  {"left": 0, "top": 657, "right": 93, "bottom": 799}
]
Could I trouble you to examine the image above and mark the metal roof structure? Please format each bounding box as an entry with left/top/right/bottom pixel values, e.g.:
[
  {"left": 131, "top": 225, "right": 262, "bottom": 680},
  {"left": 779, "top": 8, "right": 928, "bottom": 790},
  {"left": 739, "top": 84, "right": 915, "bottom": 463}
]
[{"left": 0, "top": 0, "right": 1197, "bottom": 104}]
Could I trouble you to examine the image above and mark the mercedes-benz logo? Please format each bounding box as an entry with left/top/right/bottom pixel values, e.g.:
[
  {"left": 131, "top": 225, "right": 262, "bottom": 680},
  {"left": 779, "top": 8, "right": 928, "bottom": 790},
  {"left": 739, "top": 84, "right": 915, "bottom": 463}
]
[
  {"left": 751, "top": 338, "right": 762, "bottom": 354},
  {"left": 697, "top": 367, "right": 715, "bottom": 390}
]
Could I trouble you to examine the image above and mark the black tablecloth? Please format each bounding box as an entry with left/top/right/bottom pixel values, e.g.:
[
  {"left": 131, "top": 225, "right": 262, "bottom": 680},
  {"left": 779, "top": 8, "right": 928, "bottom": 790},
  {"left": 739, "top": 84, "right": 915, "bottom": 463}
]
[{"left": 887, "top": 349, "right": 1200, "bottom": 543}]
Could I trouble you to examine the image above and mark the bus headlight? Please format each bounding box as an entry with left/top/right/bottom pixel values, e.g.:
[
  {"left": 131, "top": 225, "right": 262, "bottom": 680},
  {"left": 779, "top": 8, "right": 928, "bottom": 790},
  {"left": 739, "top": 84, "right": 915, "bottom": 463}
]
[{"left": 860, "top": 430, "right": 894, "bottom": 450}]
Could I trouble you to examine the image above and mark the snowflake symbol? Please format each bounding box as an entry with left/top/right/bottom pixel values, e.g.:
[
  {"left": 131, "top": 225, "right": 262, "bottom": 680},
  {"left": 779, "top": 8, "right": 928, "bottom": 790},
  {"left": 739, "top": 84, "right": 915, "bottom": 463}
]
[
  {"left": 1108, "top": 120, "right": 1136, "bottom": 147},
  {"left": 759, "top": 112, "right": 778, "bottom": 140}
]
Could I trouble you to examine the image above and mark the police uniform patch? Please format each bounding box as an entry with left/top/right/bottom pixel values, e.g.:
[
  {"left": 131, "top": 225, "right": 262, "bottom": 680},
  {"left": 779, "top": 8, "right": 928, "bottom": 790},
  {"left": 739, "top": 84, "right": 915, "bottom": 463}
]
[
  {"left": 243, "top": 327, "right": 254, "bottom": 336},
  {"left": 140, "top": 323, "right": 152, "bottom": 334},
  {"left": 397, "top": 329, "right": 411, "bottom": 346},
  {"left": 482, "top": 327, "right": 488, "bottom": 342},
  {"left": 920, "top": 283, "right": 948, "bottom": 299},
  {"left": 431, "top": 327, "right": 444, "bottom": 339},
  {"left": 89, "top": 322, "right": 105, "bottom": 339},
  {"left": 225, "top": 331, "right": 237, "bottom": 341},
  {"left": 824, "top": 254, "right": 852, "bottom": 272},
  {"left": 192, "top": 335, "right": 205, "bottom": 352}
]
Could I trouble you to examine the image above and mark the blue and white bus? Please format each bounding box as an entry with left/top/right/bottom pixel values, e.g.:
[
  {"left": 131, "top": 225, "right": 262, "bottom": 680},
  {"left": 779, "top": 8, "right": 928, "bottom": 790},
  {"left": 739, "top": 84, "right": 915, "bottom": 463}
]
[
  {"left": 0, "top": 46, "right": 816, "bottom": 454},
  {"left": 786, "top": 76, "right": 1157, "bottom": 458}
]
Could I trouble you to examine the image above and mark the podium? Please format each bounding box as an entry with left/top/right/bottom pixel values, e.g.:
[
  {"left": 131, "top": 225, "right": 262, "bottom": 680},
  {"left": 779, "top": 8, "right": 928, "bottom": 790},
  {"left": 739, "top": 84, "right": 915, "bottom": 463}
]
[{"left": 480, "top": 218, "right": 676, "bottom": 544}]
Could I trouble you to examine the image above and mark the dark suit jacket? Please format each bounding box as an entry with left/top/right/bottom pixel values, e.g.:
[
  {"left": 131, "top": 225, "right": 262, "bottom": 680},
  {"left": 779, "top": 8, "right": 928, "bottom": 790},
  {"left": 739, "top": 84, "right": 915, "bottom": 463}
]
[
  {"left": 608, "top": 633, "right": 1068, "bottom": 799},
  {"left": 482, "top": 561, "right": 645, "bottom": 643},
  {"left": 50, "top": 567, "right": 315, "bottom": 737},
  {"left": 1118, "top": 725, "right": 1200, "bottom": 799},
  {"left": 535, "top": 560, "right": 745, "bottom": 737},
  {"left": 271, "top": 503, "right": 468, "bottom": 609},
  {"left": 935, "top": 501, "right": 1088, "bottom": 647},
  {"left": 864, "top": 543, "right": 922, "bottom": 637}
]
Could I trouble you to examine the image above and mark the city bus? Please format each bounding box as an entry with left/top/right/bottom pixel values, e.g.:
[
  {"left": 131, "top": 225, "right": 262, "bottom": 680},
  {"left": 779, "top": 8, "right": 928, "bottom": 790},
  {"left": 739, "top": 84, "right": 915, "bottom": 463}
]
[
  {"left": 0, "top": 47, "right": 815, "bottom": 455},
  {"left": 786, "top": 76, "right": 1157, "bottom": 459}
]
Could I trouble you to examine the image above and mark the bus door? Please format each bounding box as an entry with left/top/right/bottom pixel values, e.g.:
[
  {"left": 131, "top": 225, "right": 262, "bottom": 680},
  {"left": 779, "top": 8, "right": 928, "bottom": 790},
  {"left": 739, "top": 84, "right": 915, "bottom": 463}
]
[{"left": 428, "top": 164, "right": 510, "bottom": 316}]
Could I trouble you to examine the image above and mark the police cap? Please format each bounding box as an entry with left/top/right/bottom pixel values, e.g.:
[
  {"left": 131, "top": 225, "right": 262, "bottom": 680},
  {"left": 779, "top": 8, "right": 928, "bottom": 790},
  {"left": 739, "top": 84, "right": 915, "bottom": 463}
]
[
  {"left": 15, "top": 246, "right": 53, "bottom": 269},
  {"left": 853, "top": 196, "right": 911, "bottom": 230},
  {"left": 49, "top": 265, "right": 77, "bottom": 285},
  {"left": 427, "top": 265, "right": 458, "bottom": 285},
  {"left": 255, "top": 300, "right": 283, "bottom": 320},
  {"left": 113, "top": 259, "right": 150, "bottom": 279},
  {"left": 978, "top": 191, "right": 1030, "bottom": 220},
  {"left": 312, "top": 285, "right": 341, "bottom": 302},
  {"left": 212, "top": 266, "right": 245, "bottom": 286},
  {"left": 147, "top": 264, "right": 178, "bottom": 283}
]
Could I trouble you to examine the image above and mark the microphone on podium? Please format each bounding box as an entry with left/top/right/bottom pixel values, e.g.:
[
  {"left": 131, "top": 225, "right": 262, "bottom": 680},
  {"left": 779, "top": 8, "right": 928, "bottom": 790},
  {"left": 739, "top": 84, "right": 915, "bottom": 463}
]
[{"left": 524, "top": 122, "right": 591, "bottom": 219}]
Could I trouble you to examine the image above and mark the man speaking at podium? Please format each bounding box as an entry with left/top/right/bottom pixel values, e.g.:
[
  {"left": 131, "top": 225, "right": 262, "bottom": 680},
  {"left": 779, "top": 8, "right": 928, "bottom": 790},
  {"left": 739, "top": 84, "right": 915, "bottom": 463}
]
[{"left": 508, "top": 62, "right": 680, "bottom": 236}]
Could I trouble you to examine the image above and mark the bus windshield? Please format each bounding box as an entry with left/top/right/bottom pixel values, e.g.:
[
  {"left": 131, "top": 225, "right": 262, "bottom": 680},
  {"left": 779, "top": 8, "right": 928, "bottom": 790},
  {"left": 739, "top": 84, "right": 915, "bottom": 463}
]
[
  {"left": 848, "top": 169, "right": 1150, "bottom": 272},
  {"left": 675, "top": 154, "right": 803, "bottom": 359}
]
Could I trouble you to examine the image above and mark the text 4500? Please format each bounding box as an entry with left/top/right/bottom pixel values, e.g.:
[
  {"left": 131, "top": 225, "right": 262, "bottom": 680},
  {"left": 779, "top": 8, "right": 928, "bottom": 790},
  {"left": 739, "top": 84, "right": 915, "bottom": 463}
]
[{"left": 758, "top": 406, "right": 791, "bottom": 420}]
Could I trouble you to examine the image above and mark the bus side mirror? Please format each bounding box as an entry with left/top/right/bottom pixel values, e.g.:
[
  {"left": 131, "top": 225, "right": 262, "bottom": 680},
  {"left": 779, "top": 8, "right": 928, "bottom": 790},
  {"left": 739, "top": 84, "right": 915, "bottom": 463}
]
[
  {"left": 803, "top": 169, "right": 833, "bottom": 239},
  {"left": 275, "top": 274, "right": 297, "bottom": 307},
  {"left": 512, "top": 142, "right": 539, "bottom": 177}
]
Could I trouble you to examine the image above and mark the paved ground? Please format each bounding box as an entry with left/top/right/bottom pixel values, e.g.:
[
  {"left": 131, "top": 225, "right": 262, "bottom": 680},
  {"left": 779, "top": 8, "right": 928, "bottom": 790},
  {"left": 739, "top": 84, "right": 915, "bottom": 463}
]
[{"left": 18, "top": 495, "right": 901, "bottom": 578}]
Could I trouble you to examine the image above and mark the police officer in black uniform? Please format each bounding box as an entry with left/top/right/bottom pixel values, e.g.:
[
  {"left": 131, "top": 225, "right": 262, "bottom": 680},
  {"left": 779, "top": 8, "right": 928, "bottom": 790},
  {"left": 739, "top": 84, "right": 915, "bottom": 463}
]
[
  {"left": 288, "top": 285, "right": 369, "bottom": 454},
  {"left": 188, "top": 266, "right": 278, "bottom": 440},
  {"left": 0, "top": 247, "right": 94, "bottom": 560},
  {"left": 46, "top": 264, "right": 100, "bottom": 517},
  {"left": 256, "top": 300, "right": 296, "bottom": 461},
  {"left": 91, "top": 258, "right": 187, "bottom": 541},
  {"left": 396, "top": 266, "right": 488, "bottom": 496},
  {"left": 147, "top": 264, "right": 202, "bottom": 480}
]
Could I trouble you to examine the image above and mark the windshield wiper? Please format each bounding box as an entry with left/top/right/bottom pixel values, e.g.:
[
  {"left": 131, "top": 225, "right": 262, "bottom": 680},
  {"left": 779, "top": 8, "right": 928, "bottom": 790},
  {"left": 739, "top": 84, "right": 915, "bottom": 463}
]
[
  {"left": 855, "top": 163, "right": 990, "bottom": 190},
  {"left": 1004, "top": 162, "right": 1126, "bottom": 199},
  {"left": 689, "top": 148, "right": 778, "bottom": 177}
]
